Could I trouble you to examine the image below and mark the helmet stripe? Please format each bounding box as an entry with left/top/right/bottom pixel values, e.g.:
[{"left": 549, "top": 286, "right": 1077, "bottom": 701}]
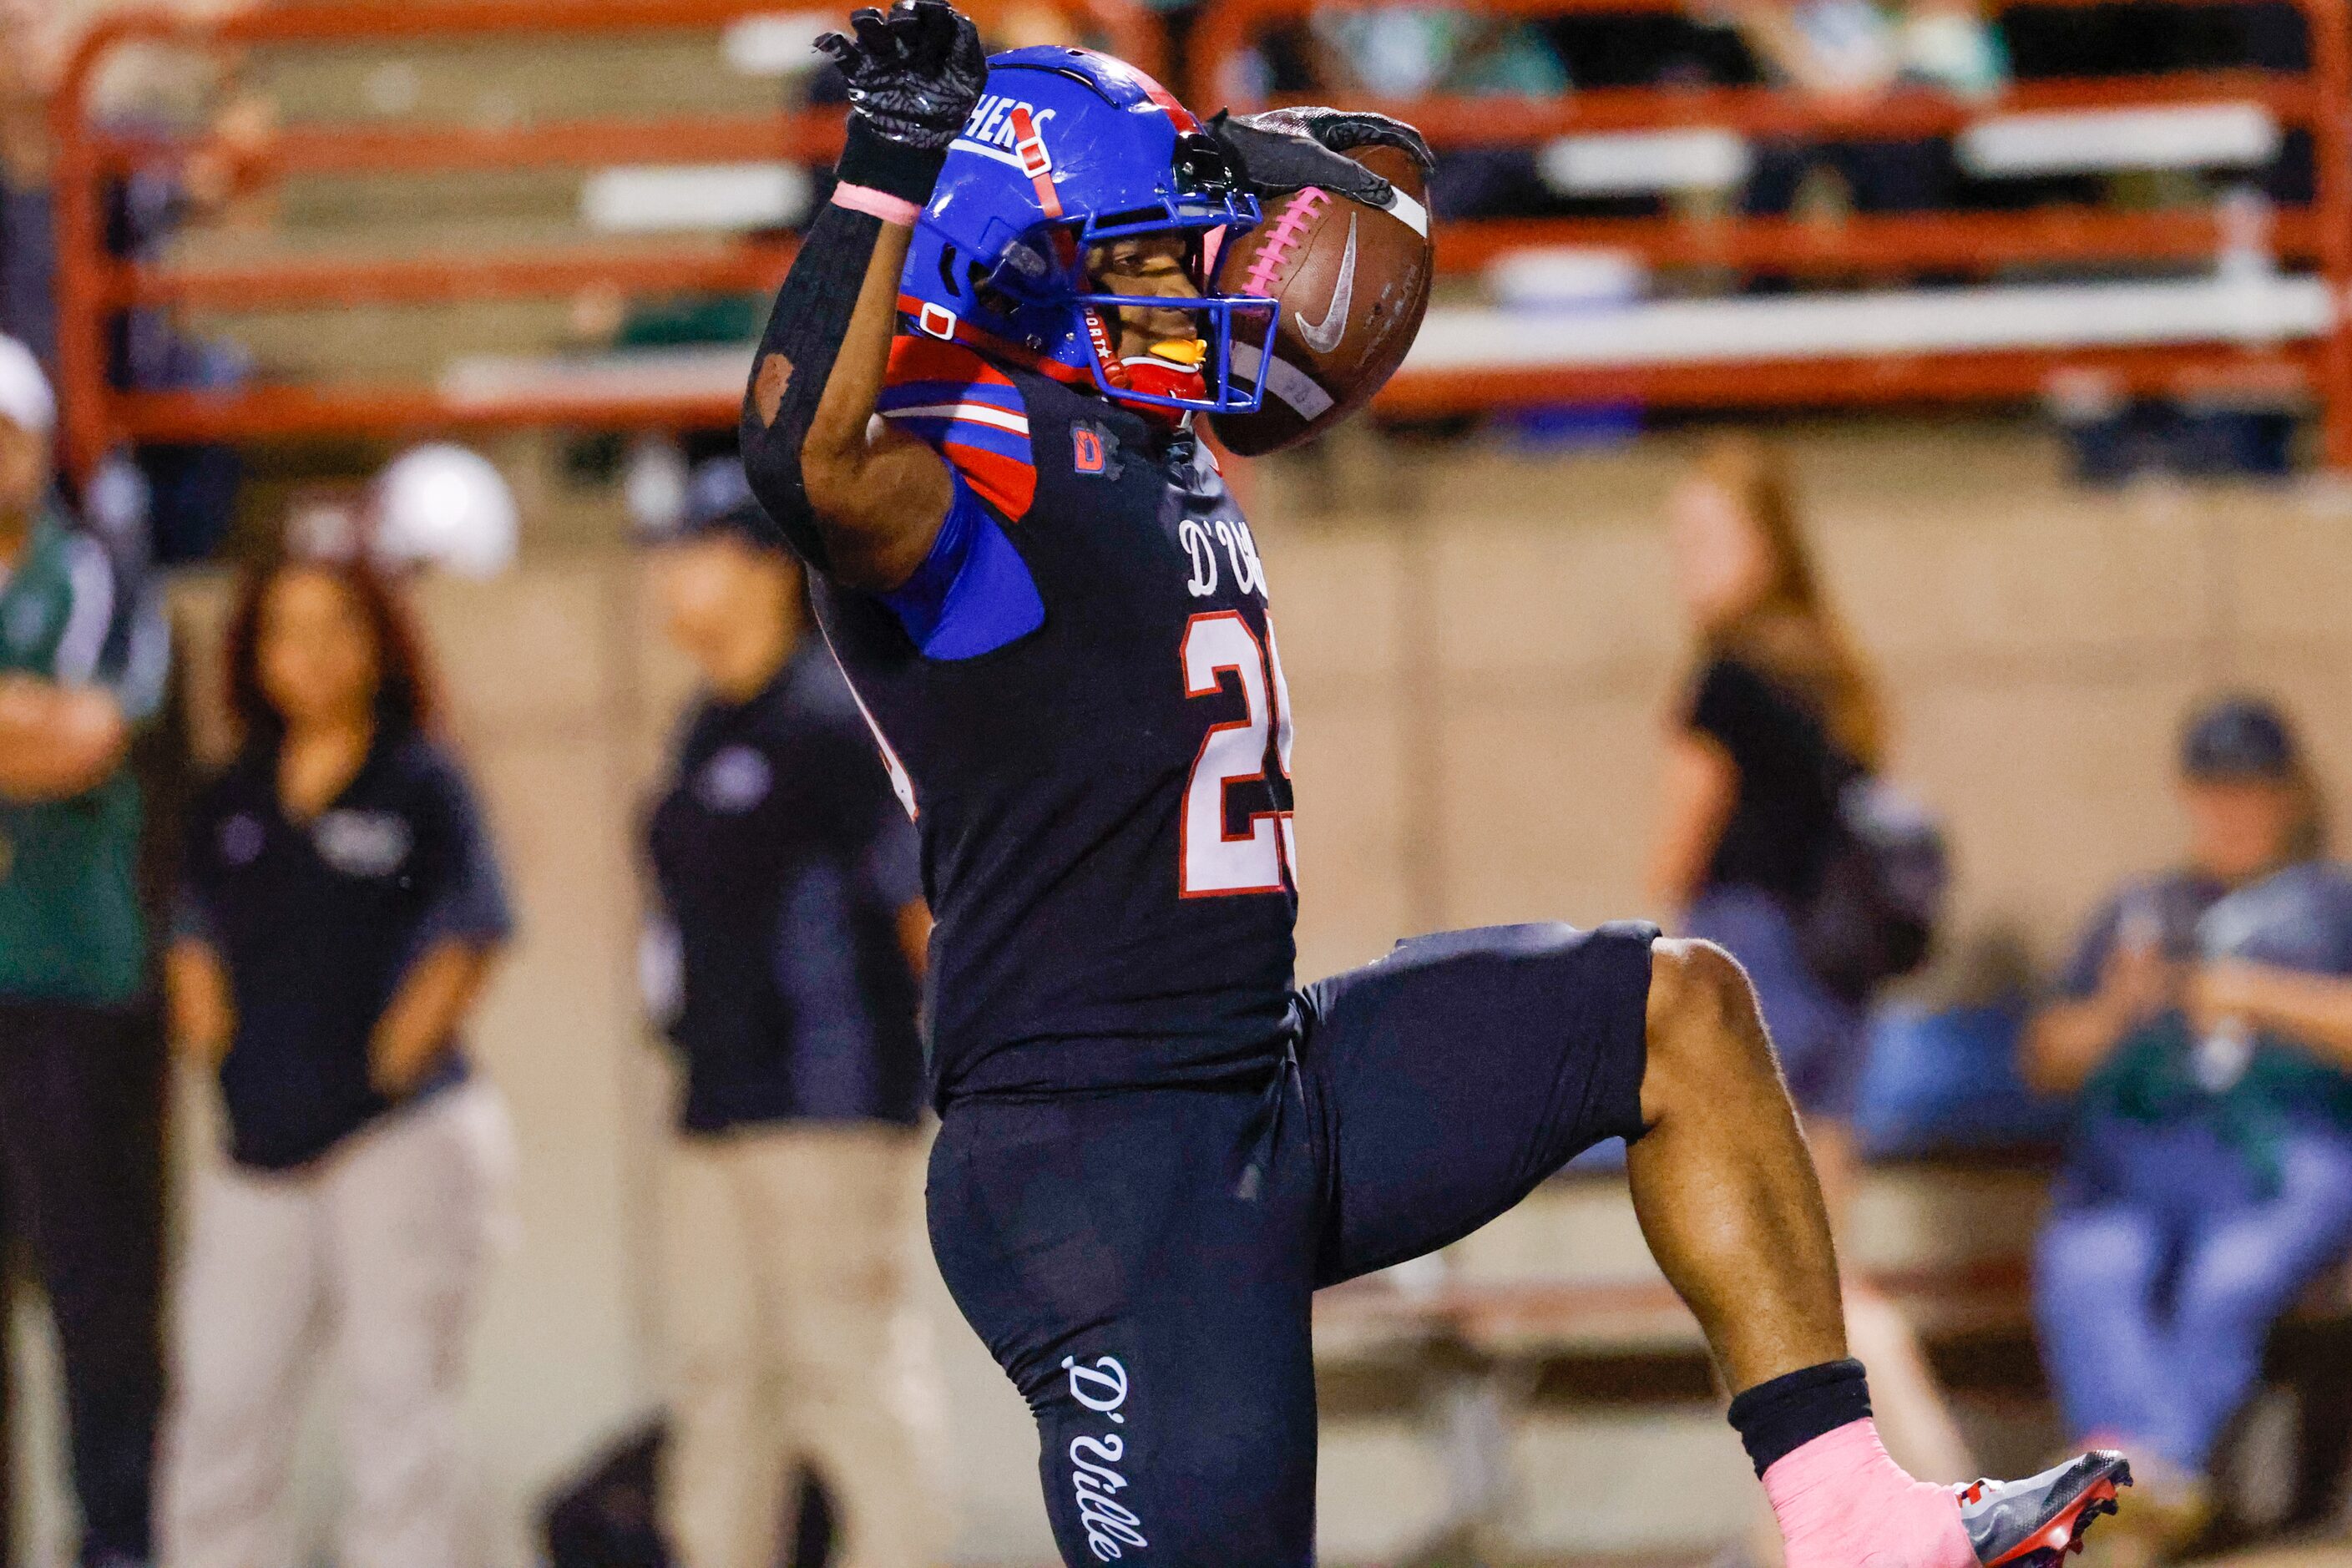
[
  {"left": 1131, "top": 72, "right": 1201, "bottom": 134},
  {"left": 1038, "top": 46, "right": 1201, "bottom": 134}
]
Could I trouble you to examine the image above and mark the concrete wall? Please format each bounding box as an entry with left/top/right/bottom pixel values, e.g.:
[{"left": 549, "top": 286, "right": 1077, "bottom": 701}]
[
  {"left": 22, "top": 421, "right": 2345, "bottom": 1565},
  {"left": 1260, "top": 421, "right": 2352, "bottom": 982}
]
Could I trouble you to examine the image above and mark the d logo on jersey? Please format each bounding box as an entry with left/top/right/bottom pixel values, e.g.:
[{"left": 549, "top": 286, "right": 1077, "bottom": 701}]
[{"left": 1072, "top": 421, "right": 1122, "bottom": 479}]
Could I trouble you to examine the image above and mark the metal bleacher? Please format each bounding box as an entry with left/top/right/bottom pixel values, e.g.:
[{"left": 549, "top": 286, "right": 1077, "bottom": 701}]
[
  {"left": 1189, "top": 0, "right": 2352, "bottom": 447},
  {"left": 47, "top": 0, "right": 1158, "bottom": 473},
  {"left": 46, "top": 0, "right": 2352, "bottom": 475}
]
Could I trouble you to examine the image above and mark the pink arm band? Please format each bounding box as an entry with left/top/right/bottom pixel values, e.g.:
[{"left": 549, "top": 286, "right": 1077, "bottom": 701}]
[{"left": 832, "top": 183, "right": 923, "bottom": 226}]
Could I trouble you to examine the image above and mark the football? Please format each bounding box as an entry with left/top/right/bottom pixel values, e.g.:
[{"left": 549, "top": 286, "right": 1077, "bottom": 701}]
[{"left": 1208, "top": 144, "right": 1435, "bottom": 457}]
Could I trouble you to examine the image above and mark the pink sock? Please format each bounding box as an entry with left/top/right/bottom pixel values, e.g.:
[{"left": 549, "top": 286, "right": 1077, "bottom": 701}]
[{"left": 1762, "top": 1418, "right": 1975, "bottom": 1568}]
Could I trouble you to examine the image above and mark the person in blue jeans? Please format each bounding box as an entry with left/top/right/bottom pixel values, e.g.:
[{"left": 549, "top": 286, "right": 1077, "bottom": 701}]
[{"left": 2026, "top": 695, "right": 2352, "bottom": 1550}]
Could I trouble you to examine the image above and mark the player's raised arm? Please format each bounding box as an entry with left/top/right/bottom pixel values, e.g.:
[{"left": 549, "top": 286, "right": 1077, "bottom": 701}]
[{"left": 740, "top": 0, "right": 985, "bottom": 592}]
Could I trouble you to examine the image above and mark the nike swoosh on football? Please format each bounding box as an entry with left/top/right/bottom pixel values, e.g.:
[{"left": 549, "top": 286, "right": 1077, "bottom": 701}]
[{"left": 1293, "top": 214, "right": 1358, "bottom": 355}]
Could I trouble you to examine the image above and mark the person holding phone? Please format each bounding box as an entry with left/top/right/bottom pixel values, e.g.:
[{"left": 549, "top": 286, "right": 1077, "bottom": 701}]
[{"left": 2026, "top": 695, "right": 2352, "bottom": 1551}]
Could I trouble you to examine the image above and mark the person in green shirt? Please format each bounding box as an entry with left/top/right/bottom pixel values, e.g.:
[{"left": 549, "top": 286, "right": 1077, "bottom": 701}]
[
  {"left": 0, "top": 332, "right": 169, "bottom": 1568},
  {"left": 2024, "top": 695, "right": 2352, "bottom": 1553}
]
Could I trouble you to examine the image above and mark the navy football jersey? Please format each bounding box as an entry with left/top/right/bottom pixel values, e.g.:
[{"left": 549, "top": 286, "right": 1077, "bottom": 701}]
[{"left": 811, "top": 335, "right": 1298, "bottom": 1101}]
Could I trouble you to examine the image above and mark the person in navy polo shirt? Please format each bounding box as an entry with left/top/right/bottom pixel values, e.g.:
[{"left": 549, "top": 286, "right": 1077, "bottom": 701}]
[
  {"left": 159, "top": 555, "right": 514, "bottom": 1568},
  {"left": 640, "top": 458, "right": 944, "bottom": 1568}
]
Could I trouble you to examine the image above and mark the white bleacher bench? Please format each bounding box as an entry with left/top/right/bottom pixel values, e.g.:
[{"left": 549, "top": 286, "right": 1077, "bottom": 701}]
[
  {"left": 580, "top": 163, "right": 815, "bottom": 234},
  {"left": 1534, "top": 103, "right": 2285, "bottom": 202},
  {"left": 1539, "top": 128, "right": 1753, "bottom": 196},
  {"left": 722, "top": 11, "right": 840, "bottom": 75},
  {"left": 572, "top": 105, "right": 2288, "bottom": 256},
  {"left": 1960, "top": 102, "right": 2284, "bottom": 178},
  {"left": 1408, "top": 272, "right": 2329, "bottom": 372},
  {"left": 441, "top": 343, "right": 755, "bottom": 411},
  {"left": 435, "top": 271, "right": 2334, "bottom": 422}
]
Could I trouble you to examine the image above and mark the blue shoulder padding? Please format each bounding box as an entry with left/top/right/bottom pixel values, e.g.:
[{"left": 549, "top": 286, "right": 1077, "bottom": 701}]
[{"left": 879, "top": 473, "right": 1044, "bottom": 660}]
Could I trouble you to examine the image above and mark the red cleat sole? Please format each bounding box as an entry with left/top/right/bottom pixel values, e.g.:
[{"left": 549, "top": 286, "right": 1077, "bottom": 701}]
[{"left": 1982, "top": 1474, "right": 2127, "bottom": 1566}]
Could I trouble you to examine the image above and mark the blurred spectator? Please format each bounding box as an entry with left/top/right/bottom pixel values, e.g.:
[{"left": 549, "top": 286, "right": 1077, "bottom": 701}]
[
  {"left": 639, "top": 460, "right": 945, "bottom": 1568},
  {"left": 0, "top": 0, "right": 267, "bottom": 561},
  {"left": 1728, "top": 0, "right": 2004, "bottom": 243},
  {"left": 0, "top": 334, "right": 169, "bottom": 1568},
  {"left": 1, "top": 3, "right": 59, "bottom": 366},
  {"left": 1316, "top": 7, "right": 1571, "bottom": 97},
  {"left": 98, "top": 58, "right": 271, "bottom": 565},
  {"left": 1645, "top": 437, "right": 1973, "bottom": 1554},
  {"left": 1541, "top": 10, "right": 1753, "bottom": 89},
  {"left": 1897, "top": 0, "right": 2009, "bottom": 92},
  {"left": 1999, "top": 0, "right": 2309, "bottom": 207},
  {"left": 2001, "top": 0, "right": 2301, "bottom": 80},
  {"left": 102, "top": 64, "right": 270, "bottom": 565},
  {"left": 1308, "top": 7, "right": 1571, "bottom": 220},
  {"left": 2025, "top": 695, "right": 2352, "bottom": 1551},
  {"left": 159, "top": 556, "right": 513, "bottom": 1568}
]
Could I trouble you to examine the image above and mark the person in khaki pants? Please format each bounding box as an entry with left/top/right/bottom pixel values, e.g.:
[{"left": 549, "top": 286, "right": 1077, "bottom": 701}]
[
  {"left": 161, "top": 555, "right": 513, "bottom": 1568},
  {"left": 641, "top": 458, "right": 946, "bottom": 1568}
]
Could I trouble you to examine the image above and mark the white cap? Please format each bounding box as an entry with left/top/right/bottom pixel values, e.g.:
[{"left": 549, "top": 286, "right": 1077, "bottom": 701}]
[
  {"left": 369, "top": 443, "right": 519, "bottom": 579},
  {"left": 0, "top": 336, "right": 55, "bottom": 438}
]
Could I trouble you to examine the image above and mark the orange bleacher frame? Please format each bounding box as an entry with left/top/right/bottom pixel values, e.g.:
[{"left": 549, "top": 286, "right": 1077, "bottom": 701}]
[
  {"left": 48, "top": 0, "right": 2352, "bottom": 470},
  {"left": 48, "top": 0, "right": 1160, "bottom": 472},
  {"left": 1195, "top": 0, "right": 2352, "bottom": 454}
]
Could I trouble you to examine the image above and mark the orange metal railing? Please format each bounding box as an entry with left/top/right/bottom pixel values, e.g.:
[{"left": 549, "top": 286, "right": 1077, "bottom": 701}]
[
  {"left": 48, "top": 0, "right": 1163, "bottom": 472},
  {"left": 48, "top": 0, "right": 2352, "bottom": 468},
  {"left": 1192, "top": 0, "right": 2352, "bottom": 463}
]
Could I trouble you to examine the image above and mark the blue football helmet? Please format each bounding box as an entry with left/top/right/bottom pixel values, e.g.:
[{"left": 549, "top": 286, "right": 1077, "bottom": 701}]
[{"left": 899, "top": 46, "right": 1277, "bottom": 415}]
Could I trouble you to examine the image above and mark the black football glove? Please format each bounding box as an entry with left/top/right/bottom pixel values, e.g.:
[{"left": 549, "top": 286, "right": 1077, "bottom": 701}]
[
  {"left": 1253, "top": 107, "right": 1435, "bottom": 176},
  {"left": 1206, "top": 107, "right": 1434, "bottom": 207},
  {"left": 816, "top": 0, "right": 988, "bottom": 151}
]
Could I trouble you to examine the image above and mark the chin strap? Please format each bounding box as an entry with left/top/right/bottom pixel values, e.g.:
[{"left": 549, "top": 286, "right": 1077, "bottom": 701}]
[
  {"left": 1082, "top": 308, "right": 1131, "bottom": 393},
  {"left": 1113, "top": 343, "right": 1211, "bottom": 427}
]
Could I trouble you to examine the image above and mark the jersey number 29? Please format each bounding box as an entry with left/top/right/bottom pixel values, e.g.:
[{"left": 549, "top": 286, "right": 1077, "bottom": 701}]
[{"left": 1179, "top": 610, "right": 1297, "bottom": 897}]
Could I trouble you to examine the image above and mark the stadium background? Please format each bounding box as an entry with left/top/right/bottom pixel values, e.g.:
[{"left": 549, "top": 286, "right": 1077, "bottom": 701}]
[{"left": 12, "top": 0, "right": 2352, "bottom": 1563}]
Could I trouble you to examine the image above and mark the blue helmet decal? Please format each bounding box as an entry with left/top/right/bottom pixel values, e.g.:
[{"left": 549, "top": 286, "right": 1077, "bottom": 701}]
[{"left": 900, "top": 48, "right": 1277, "bottom": 415}]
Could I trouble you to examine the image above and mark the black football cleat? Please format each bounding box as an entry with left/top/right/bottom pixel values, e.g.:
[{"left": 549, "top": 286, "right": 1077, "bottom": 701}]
[{"left": 1955, "top": 1451, "right": 2132, "bottom": 1565}]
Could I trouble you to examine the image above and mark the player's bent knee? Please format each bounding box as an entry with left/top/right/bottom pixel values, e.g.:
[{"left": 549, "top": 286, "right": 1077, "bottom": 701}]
[
  {"left": 1645, "top": 937, "right": 1753, "bottom": 1039},
  {"left": 1642, "top": 938, "right": 1777, "bottom": 1105}
]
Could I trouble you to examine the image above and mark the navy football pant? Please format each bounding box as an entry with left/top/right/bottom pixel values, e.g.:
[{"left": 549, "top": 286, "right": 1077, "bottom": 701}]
[{"left": 927, "top": 922, "right": 1657, "bottom": 1566}]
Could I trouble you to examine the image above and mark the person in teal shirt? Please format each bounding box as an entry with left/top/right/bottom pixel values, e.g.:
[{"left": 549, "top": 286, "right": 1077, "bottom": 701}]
[
  {"left": 0, "top": 332, "right": 170, "bottom": 1568},
  {"left": 2025, "top": 695, "right": 2352, "bottom": 1551}
]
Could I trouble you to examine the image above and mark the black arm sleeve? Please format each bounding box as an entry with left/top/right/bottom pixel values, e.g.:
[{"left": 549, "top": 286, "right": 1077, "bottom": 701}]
[
  {"left": 738, "top": 127, "right": 947, "bottom": 574},
  {"left": 740, "top": 202, "right": 887, "bottom": 573}
]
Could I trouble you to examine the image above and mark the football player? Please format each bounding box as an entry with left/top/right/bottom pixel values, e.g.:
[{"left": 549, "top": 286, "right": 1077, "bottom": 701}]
[{"left": 737, "top": 5, "right": 2128, "bottom": 1563}]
